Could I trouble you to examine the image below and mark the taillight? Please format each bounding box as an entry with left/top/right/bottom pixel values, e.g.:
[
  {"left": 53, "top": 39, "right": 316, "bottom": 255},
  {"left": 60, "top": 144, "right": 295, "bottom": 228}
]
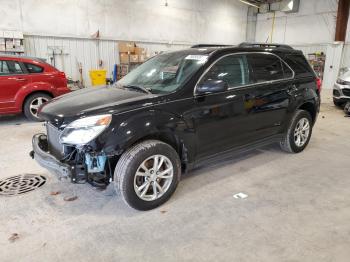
[{"left": 316, "top": 77, "right": 322, "bottom": 93}]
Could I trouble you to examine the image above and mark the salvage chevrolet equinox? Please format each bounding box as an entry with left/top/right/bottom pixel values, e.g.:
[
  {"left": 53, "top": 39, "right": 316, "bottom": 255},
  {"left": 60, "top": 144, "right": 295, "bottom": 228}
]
[{"left": 31, "top": 43, "right": 321, "bottom": 210}]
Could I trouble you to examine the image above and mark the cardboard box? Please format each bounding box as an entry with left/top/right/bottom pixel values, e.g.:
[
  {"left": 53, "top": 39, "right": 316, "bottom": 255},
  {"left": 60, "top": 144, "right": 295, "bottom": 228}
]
[
  {"left": 13, "top": 31, "right": 23, "bottom": 39},
  {"left": 134, "top": 47, "right": 145, "bottom": 55},
  {"left": 138, "top": 55, "right": 146, "bottom": 63},
  {"left": 118, "top": 42, "right": 135, "bottom": 53},
  {"left": 130, "top": 54, "right": 139, "bottom": 63},
  {"left": 5, "top": 40, "right": 14, "bottom": 49},
  {"left": 3, "top": 31, "right": 13, "bottom": 38},
  {"left": 119, "top": 53, "right": 129, "bottom": 64}
]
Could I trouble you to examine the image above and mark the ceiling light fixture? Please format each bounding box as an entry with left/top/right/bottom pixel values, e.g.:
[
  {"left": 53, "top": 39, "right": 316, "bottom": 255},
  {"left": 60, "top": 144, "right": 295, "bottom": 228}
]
[{"left": 238, "top": 0, "right": 260, "bottom": 8}]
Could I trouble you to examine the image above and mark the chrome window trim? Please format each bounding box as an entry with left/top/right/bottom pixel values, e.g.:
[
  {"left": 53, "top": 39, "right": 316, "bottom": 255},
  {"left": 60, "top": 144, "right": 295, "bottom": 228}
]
[{"left": 193, "top": 51, "right": 296, "bottom": 96}]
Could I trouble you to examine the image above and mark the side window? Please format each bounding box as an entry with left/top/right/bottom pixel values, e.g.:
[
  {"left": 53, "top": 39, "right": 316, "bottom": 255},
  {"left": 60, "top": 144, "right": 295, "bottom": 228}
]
[
  {"left": 24, "top": 63, "right": 44, "bottom": 73},
  {"left": 282, "top": 61, "right": 294, "bottom": 78},
  {"left": 0, "top": 61, "right": 10, "bottom": 75},
  {"left": 6, "top": 61, "right": 24, "bottom": 74},
  {"left": 247, "top": 53, "right": 284, "bottom": 82},
  {"left": 284, "top": 54, "right": 313, "bottom": 78},
  {"left": 201, "top": 54, "right": 251, "bottom": 88}
]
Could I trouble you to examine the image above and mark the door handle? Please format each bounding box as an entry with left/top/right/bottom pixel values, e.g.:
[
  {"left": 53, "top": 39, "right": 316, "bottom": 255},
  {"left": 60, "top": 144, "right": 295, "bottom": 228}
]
[{"left": 15, "top": 78, "right": 27, "bottom": 81}]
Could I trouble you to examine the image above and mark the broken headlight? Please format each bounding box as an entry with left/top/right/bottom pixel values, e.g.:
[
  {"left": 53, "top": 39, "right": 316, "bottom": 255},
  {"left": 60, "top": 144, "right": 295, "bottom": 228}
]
[{"left": 59, "top": 114, "right": 112, "bottom": 145}]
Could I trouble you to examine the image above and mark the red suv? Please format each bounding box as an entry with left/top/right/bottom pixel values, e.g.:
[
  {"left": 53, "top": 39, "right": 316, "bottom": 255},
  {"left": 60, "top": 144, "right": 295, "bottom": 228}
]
[{"left": 0, "top": 55, "right": 71, "bottom": 121}]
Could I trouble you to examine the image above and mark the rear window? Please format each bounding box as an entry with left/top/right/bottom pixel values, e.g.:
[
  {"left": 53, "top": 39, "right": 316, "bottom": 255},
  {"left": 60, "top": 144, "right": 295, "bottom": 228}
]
[
  {"left": 284, "top": 54, "right": 314, "bottom": 78},
  {"left": 24, "top": 63, "right": 44, "bottom": 73},
  {"left": 247, "top": 53, "right": 285, "bottom": 82}
]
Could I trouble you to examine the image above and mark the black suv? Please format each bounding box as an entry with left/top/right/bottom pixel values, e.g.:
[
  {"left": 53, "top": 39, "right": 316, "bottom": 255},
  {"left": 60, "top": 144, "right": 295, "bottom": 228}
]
[{"left": 31, "top": 43, "right": 321, "bottom": 210}]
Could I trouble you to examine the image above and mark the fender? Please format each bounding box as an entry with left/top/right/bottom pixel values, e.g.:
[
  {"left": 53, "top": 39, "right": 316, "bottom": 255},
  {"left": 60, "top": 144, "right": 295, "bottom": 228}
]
[
  {"left": 91, "top": 108, "right": 197, "bottom": 164},
  {"left": 14, "top": 82, "right": 55, "bottom": 111}
]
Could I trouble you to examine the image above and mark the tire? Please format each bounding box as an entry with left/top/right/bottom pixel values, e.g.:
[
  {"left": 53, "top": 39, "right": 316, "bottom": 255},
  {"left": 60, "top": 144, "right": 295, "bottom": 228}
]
[
  {"left": 280, "top": 110, "right": 313, "bottom": 153},
  {"left": 333, "top": 99, "right": 345, "bottom": 108},
  {"left": 114, "top": 140, "right": 181, "bottom": 211},
  {"left": 23, "top": 93, "right": 52, "bottom": 121}
]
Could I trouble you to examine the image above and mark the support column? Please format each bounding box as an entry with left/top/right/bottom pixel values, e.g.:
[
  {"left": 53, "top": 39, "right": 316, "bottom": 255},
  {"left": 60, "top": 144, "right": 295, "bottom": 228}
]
[{"left": 335, "top": 0, "right": 350, "bottom": 41}]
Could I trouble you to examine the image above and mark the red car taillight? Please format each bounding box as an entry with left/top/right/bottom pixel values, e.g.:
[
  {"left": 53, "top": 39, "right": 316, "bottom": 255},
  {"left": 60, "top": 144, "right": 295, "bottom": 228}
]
[{"left": 316, "top": 77, "right": 322, "bottom": 93}]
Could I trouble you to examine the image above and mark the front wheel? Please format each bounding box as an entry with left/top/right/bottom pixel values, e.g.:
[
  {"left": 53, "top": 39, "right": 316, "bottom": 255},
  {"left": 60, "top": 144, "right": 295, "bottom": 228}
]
[
  {"left": 280, "top": 110, "right": 313, "bottom": 153},
  {"left": 114, "top": 140, "right": 181, "bottom": 210}
]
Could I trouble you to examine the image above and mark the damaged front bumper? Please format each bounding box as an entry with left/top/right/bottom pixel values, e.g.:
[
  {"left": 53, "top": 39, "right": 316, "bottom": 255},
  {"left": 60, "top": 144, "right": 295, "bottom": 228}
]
[{"left": 30, "top": 133, "right": 72, "bottom": 178}]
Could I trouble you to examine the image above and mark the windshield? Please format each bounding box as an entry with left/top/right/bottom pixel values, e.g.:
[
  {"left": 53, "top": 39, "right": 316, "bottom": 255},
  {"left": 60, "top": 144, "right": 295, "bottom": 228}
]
[{"left": 116, "top": 51, "right": 208, "bottom": 94}]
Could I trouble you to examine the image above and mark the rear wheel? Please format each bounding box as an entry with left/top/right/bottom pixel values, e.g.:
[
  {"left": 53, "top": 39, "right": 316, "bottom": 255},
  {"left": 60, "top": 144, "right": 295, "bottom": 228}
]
[
  {"left": 114, "top": 140, "right": 181, "bottom": 210},
  {"left": 280, "top": 110, "right": 313, "bottom": 153},
  {"left": 23, "top": 93, "right": 51, "bottom": 121}
]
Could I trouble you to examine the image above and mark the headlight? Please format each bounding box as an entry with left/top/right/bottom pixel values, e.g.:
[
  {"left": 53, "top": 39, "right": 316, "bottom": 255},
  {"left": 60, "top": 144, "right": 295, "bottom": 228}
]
[
  {"left": 59, "top": 114, "right": 112, "bottom": 145},
  {"left": 337, "top": 78, "right": 350, "bottom": 85}
]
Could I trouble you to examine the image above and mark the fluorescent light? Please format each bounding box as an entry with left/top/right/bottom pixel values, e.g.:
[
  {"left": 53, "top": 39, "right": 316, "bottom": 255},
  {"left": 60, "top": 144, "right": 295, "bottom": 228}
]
[{"left": 238, "top": 0, "right": 260, "bottom": 8}]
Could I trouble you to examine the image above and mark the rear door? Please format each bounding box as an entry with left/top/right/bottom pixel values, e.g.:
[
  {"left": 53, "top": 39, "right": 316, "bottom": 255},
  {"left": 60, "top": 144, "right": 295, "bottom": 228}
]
[
  {"left": 245, "top": 53, "right": 295, "bottom": 139},
  {"left": 0, "top": 60, "right": 31, "bottom": 112}
]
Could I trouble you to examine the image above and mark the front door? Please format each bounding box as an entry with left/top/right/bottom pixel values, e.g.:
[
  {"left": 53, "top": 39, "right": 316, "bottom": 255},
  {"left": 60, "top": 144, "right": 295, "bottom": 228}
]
[{"left": 192, "top": 54, "right": 256, "bottom": 159}]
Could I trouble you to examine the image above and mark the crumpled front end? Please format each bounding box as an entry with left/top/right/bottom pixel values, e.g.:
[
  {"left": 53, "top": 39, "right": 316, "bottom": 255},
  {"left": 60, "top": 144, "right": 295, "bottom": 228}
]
[{"left": 30, "top": 122, "right": 114, "bottom": 188}]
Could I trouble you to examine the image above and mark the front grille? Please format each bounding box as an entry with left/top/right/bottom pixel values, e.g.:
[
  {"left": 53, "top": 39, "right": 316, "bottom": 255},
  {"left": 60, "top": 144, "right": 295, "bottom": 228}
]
[
  {"left": 342, "top": 88, "right": 350, "bottom": 97},
  {"left": 46, "top": 122, "right": 64, "bottom": 159},
  {"left": 333, "top": 90, "right": 340, "bottom": 97}
]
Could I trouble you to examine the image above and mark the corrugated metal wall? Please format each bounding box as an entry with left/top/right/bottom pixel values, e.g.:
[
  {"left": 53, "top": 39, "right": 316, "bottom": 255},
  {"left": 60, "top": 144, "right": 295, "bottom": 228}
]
[{"left": 24, "top": 35, "right": 189, "bottom": 85}]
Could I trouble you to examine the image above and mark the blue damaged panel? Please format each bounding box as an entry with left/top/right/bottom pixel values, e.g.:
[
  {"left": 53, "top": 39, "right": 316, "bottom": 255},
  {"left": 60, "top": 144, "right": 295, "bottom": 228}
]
[{"left": 85, "top": 154, "right": 107, "bottom": 173}]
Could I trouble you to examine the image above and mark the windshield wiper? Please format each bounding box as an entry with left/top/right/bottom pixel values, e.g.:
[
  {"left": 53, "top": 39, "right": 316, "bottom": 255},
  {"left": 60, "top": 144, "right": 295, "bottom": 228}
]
[{"left": 123, "top": 85, "right": 152, "bottom": 94}]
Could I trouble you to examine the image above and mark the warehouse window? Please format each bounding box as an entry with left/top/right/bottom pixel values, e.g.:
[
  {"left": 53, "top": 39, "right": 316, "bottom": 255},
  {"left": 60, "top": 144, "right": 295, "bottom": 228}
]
[
  {"left": 24, "top": 63, "right": 44, "bottom": 73},
  {"left": 0, "top": 61, "right": 10, "bottom": 75},
  {"left": 247, "top": 53, "right": 284, "bottom": 82},
  {"left": 202, "top": 54, "right": 251, "bottom": 88}
]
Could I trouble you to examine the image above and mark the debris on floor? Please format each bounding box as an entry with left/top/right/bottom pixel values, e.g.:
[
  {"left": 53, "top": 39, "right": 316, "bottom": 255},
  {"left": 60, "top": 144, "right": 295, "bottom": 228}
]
[
  {"left": 160, "top": 210, "right": 167, "bottom": 214},
  {"left": 63, "top": 195, "right": 78, "bottom": 202},
  {"left": 233, "top": 192, "right": 248, "bottom": 199},
  {"left": 50, "top": 191, "right": 61, "bottom": 196},
  {"left": 8, "top": 233, "right": 20, "bottom": 243}
]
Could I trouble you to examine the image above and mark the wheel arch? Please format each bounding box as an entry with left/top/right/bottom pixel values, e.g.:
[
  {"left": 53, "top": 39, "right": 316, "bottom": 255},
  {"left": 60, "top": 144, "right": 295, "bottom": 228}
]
[
  {"left": 127, "top": 132, "right": 189, "bottom": 172},
  {"left": 22, "top": 90, "right": 53, "bottom": 112},
  {"left": 298, "top": 101, "right": 317, "bottom": 124}
]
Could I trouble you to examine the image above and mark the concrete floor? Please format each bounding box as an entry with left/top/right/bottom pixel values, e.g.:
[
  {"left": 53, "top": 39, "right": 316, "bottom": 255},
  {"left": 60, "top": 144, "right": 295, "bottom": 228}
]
[{"left": 1, "top": 90, "right": 350, "bottom": 262}]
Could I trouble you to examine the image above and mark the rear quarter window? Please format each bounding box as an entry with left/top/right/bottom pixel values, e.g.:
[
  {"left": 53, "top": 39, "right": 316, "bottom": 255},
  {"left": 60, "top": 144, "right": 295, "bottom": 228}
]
[
  {"left": 283, "top": 54, "right": 314, "bottom": 78},
  {"left": 24, "top": 63, "right": 44, "bottom": 73}
]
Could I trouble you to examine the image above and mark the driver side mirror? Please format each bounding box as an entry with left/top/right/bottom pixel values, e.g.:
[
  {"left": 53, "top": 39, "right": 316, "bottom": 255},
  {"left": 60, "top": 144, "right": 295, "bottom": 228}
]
[{"left": 196, "top": 79, "right": 228, "bottom": 95}]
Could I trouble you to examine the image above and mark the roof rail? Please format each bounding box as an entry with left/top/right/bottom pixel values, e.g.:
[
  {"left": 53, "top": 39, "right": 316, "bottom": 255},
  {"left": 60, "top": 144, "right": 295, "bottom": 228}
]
[
  {"left": 238, "top": 42, "right": 294, "bottom": 50},
  {"left": 191, "top": 44, "right": 231, "bottom": 48}
]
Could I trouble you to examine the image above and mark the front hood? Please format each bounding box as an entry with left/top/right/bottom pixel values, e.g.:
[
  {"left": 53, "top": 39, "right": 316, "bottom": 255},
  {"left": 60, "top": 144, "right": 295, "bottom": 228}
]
[{"left": 39, "top": 86, "right": 155, "bottom": 125}]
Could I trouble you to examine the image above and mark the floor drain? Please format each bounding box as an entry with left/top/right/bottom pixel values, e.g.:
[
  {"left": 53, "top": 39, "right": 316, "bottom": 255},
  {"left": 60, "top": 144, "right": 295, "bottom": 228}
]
[{"left": 0, "top": 174, "right": 46, "bottom": 196}]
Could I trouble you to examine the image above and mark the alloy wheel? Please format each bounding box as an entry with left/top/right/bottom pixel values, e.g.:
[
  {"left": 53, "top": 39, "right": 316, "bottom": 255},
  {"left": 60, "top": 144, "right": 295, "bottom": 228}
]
[
  {"left": 30, "top": 97, "right": 49, "bottom": 117},
  {"left": 133, "top": 154, "right": 174, "bottom": 201},
  {"left": 294, "top": 117, "right": 310, "bottom": 147}
]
